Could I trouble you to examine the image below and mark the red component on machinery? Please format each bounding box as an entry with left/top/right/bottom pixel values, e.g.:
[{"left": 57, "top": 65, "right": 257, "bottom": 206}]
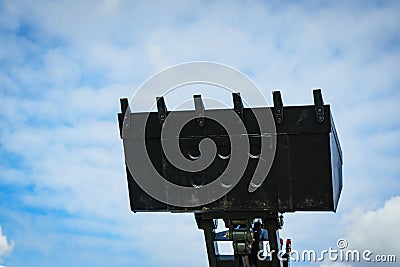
[{"left": 286, "top": 239, "right": 292, "bottom": 251}]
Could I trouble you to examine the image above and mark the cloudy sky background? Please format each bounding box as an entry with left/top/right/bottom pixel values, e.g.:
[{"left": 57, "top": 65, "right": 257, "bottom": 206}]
[{"left": 0, "top": 1, "right": 399, "bottom": 266}]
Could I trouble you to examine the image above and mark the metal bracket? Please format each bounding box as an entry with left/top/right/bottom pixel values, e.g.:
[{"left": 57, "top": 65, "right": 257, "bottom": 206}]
[
  {"left": 194, "top": 94, "right": 205, "bottom": 127},
  {"left": 120, "top": 98, "right": 130, "bottom": 130},
  {"left": 273, "top": 91, "right": 284, "bottom": 124},
  {"left": 156, "top": 96, "right": 168, "bottom": 125},
  {"left": 313, "top": 89, "right": 325, "bottom": 123},
  {"left": 232, "top": 92, "right": 244, "bottom": 120}
]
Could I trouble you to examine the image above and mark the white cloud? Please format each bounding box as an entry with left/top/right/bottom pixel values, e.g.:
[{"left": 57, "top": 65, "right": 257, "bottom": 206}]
[
  {"left": 0, "top": 227, "right": 13, "bottom": 262},
  {"left": 344, "top": 196, "right": 400, "bottom": 262}
]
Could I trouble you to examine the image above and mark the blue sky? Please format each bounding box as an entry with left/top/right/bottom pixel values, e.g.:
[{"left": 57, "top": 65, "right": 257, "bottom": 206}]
[{"left": 0, "top": 1, "right": 399, "bottom": 266}]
